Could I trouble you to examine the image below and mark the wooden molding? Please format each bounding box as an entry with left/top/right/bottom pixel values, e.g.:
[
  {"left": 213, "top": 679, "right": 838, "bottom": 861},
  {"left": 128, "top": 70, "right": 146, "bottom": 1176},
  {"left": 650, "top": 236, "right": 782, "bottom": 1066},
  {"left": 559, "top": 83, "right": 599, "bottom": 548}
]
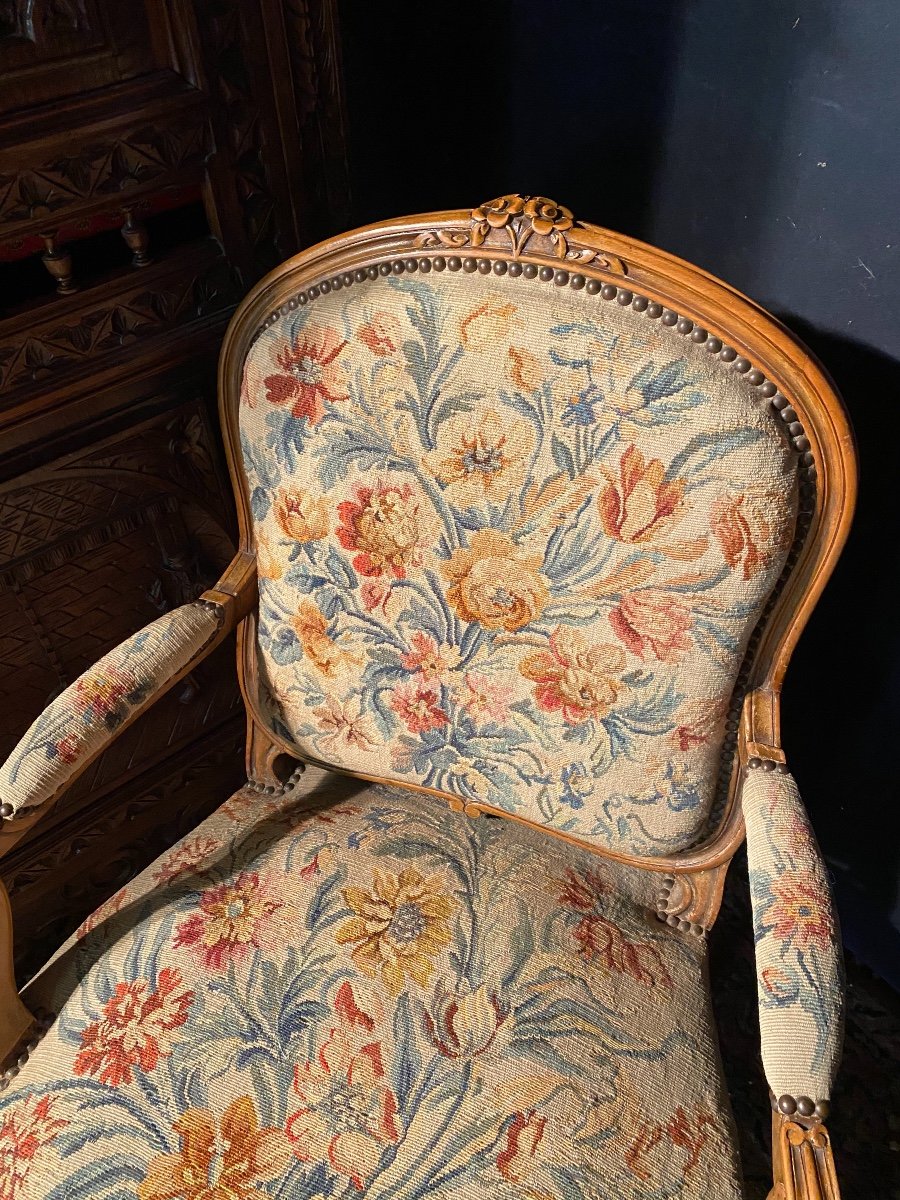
[
  {"left": 0, "top": 882, "right": 35, "bottom": 1066},
  {"left": 769, "top": 1110, "right": 841, "bottom": 1200},
  {"left": 655, "top": 863, "right": 730, "bottom": 933}
]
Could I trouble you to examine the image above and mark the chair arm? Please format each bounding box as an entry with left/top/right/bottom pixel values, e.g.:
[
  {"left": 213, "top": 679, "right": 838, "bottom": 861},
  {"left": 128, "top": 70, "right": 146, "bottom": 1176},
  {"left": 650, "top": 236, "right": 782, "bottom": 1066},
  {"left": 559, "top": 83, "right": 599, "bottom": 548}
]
[
  {"left": 742, "top": 763, "right": 843, "bottom": 1115},
  {"left": 0, "top": 553, "right": 257, "bottom": 855},
  {"left": 742, "top": 763, "right": 844, "bottom": 1200}
]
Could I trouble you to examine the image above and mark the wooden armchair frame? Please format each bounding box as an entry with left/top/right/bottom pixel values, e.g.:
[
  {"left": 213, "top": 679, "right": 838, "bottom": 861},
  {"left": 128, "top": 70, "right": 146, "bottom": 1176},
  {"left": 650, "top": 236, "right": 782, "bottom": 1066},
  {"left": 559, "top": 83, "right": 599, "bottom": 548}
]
[{"left": 0, "top": 197, "right": 856, "bottom": 1200}]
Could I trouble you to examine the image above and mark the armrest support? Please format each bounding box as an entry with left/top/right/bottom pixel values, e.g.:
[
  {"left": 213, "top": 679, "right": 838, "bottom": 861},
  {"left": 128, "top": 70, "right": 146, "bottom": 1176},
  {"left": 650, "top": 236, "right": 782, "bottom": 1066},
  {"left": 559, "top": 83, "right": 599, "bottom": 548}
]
[
  {"left": 0, "top": 552, "right": 257, "bottom": 856},
  {"left": 742, "top": 763, "right": 843, "bottom": 1199},
  {"left": 743, "top": 763, "right": 843, "bottom": 1111}
]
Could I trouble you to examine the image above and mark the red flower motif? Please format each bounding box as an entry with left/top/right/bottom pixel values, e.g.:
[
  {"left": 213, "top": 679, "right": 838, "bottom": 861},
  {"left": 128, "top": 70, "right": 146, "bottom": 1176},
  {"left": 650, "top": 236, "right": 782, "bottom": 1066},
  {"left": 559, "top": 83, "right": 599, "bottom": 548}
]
[
  {"left": 73, "top": 968, "right": 193, "bottom": 1087},
  {"left": 608, "top": 589, "right": 693, "bottom": 662},
  {"left": 598, "top": 445, "right": 686, "bottom": 544},
  {"left": 765, "top": 874, "right": 834, "bottom": 952},
  {"left": 425, "top": 982, "right": 505, "bottom": 1058},
  {"left": 49, "top": 732, "right": 80, "bottom": 764},
  {"left": 399, "top": 632, "right": 460, "bottom": 683},
  {"left": 287, "top": 983, "right": 399, "bottom": 1190},
  {"left": 0, "top": 1095, "right": 67, "bottom": 1200},
  {"left": 497, "top": 1111, "right": 547, "bottom": 1185},
  {"left": 357, "top": 312, "right": 401, "bottom": 357},
  {"left": 74, "top": 666, "right": 140, "bottom": 726},
  {"left": 627, "top": 1105, "right": 716, "bottom": 1184},
  {"left": 336, "top": 481, "right": 426, "bottom": 579},
  {"left": 173, "top": 871, "right": 283, "bottom": 971},
  {"left": 152, "top": 836, "right": 221, "bottom": 886},
  {"left": 559, "top": 869, "right": 673, "bottom": 989},
  {"left": 264, "top": 325, "right": 348, "bottom": 424},
  {"left": 390, "top": 680, "right": 449, "bottom": 734}
]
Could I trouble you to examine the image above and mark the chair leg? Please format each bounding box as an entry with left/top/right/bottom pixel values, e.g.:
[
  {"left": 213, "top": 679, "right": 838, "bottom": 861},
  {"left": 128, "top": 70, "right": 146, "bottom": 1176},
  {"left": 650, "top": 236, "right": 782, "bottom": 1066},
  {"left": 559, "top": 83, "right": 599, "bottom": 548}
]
[
  {"left": 768, "top": 1108, "right": 841, "bottom": 1200},
  {"left": 0, "top": 880, "right": 37, "bottom": 1066}
]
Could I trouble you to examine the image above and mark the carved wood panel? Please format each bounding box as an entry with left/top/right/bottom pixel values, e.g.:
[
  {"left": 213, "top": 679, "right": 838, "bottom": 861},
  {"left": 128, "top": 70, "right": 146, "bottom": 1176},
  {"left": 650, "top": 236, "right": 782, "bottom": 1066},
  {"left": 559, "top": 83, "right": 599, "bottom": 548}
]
[
  {"left": 0, "top": 0, "right": 348, "bottom": 980},
  {"left": 0, "top": 0, "right": 156, "bottom": 113}
]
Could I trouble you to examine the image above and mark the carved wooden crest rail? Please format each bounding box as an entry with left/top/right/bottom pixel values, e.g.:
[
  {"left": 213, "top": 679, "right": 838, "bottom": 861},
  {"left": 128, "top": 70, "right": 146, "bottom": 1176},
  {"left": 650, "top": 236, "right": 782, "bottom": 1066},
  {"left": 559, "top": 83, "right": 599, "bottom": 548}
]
[{"left": 414, "top": 192, "right": 628, "bottom": 273}]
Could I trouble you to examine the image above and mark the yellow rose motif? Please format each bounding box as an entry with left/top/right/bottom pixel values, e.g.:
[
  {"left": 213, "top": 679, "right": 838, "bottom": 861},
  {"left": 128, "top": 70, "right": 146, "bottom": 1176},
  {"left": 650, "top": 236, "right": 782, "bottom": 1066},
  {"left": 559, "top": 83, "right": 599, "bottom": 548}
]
[
  {"left": 139, "top": 1096, "right": 291, "bottom": 1200},
  {"left": 293, "top": 600, "right": 357, "bottom": 677},
  {"left": 442, "top": 530, "right": 549, "bottom": 632},
  {"left": 520, "top": 627, "right": 626, "bottom": 724},
  {"left": 425, "top": 409, "right": 534, "bottom": 508},
  {"left": 274, "top": 487, "right": 329, "bottom": 542},
  {"left": 459, "top": 297, "right": 519, "bottom": 350},
  {"left": 335, "top": 867, "right": 454, "bottom": 995}
]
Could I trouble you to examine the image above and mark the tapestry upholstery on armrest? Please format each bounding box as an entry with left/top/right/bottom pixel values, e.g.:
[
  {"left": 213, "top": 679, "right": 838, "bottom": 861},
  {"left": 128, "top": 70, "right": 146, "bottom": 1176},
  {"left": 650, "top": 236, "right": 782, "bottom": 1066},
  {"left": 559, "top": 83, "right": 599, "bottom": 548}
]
[
  {"left": 742, "top": 766, "right": 843, "bottom": 1107},
  {"left": 0, "top": 600, "right": 224, "bottom": 819}
]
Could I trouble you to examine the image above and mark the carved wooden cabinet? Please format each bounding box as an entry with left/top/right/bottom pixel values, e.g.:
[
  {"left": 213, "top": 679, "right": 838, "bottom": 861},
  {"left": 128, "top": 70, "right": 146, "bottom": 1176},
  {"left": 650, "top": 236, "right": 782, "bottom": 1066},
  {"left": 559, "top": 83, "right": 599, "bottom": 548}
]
[{"left": 0, "top": 0, "right": 349, "bottom": 978}]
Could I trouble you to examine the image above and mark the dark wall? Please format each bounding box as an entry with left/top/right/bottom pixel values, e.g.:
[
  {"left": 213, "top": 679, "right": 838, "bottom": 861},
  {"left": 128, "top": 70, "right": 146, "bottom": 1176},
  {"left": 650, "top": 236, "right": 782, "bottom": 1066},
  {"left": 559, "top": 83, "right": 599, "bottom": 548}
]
[{"left": 339, "top": 0, "right": 900, "bottom": 983}]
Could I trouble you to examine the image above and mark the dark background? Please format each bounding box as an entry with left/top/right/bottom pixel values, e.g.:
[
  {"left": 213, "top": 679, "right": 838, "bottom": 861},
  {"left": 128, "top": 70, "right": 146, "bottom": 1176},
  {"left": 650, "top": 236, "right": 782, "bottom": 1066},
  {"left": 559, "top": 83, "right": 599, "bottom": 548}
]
[{"left": 338, "top": 0, "right": 900, "bottom": 985}]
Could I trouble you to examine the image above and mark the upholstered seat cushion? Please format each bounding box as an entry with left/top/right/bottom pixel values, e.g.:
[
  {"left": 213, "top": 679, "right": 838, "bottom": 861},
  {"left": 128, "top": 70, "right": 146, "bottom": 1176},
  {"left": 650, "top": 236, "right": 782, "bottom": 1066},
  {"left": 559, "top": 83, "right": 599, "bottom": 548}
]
[{"left": 4, "top": 767, "right": 743, "bottom": 1199}]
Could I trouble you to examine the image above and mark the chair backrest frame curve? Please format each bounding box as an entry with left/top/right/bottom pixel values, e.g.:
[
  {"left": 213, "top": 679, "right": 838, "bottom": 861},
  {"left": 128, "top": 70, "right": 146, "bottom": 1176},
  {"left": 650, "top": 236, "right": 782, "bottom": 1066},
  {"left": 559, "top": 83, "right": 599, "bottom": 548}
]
[{"left": 217, "top": 196, "right": 857, "bottom": 876}]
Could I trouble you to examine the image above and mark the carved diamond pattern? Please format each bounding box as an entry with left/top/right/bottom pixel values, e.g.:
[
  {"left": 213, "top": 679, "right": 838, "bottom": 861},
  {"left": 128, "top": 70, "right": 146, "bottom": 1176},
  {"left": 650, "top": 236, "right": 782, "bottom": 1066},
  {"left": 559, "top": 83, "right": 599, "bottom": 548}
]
[
  {"left": 0, "top": 477, "right": 138, "bottom": 565},
  {"left": 0, "top": 257, "right": 240, "bottom": 393},
  {"left": 0, "top": 117, "right": 210, "bottom": 229}
]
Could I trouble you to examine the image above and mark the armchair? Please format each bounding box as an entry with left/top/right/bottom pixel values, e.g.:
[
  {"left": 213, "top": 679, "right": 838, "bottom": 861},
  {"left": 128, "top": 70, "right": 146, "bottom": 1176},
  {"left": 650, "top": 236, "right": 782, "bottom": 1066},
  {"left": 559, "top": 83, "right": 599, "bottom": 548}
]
[{"left": 0, "top": 196, "right": 854, "bottom": 1199}]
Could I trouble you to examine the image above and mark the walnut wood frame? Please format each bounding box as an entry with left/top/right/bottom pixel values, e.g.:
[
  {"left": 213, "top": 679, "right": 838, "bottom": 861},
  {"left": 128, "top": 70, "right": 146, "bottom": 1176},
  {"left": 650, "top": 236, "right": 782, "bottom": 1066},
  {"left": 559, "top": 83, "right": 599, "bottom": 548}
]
[{"left": 217, "top": 197, "right": 857, "bottom": 891}]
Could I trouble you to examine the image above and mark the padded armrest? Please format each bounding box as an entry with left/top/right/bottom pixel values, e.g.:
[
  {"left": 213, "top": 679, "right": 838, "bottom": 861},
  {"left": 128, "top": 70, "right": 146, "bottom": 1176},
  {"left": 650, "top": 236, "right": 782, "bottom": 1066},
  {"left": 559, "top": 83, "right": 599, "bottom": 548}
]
[
  {"left": 742, "top": 765, "right": 843, "bottom": 1114},
  {"left": 0, "top": 599, "right": 224, "bottom": 830}
]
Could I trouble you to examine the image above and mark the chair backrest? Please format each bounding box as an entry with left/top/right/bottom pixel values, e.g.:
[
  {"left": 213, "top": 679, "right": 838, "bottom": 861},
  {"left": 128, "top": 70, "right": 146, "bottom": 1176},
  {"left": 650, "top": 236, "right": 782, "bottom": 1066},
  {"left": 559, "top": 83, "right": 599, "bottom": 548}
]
[{"left": 219, "top": 195, "right": 855, "bottom": 863}]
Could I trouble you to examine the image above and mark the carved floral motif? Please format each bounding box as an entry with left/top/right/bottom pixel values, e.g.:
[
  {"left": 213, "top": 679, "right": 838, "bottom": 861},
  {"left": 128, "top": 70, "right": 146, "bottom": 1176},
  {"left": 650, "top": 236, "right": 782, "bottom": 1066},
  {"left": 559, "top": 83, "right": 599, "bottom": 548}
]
[{"left": 414, "top": 192, "right": 627, "bottom": 272}]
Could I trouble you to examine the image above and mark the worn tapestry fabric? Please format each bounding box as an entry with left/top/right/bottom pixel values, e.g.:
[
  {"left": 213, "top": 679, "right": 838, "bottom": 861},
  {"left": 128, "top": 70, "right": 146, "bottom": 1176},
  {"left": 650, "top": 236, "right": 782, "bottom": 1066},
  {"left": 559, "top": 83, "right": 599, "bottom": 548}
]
[
  {"left": 7, "top": 767, "right": 743, "bottom": 1199},
  {"left": 0, "top": 601, "right": 221, "bottom": 817},
  {"left": 742, "top": 768, "right": 843, "bottom": 1103},
  {"left": 239, "top": 270, "right": 798, "bottom": 856}
]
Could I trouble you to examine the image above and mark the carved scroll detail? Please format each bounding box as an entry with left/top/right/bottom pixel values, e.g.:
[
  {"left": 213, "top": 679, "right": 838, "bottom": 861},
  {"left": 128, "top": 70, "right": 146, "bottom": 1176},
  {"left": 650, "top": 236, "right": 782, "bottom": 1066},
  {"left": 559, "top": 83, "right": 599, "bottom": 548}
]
[
  {"left": 413, "top": 193, "right": 627, "bottom": 274},
  {"left": 655, "top": 864, "right": 728, "bottom": 934},
  {"left": 769, "top": 1112, "right": 841, "bottom": 1200}
]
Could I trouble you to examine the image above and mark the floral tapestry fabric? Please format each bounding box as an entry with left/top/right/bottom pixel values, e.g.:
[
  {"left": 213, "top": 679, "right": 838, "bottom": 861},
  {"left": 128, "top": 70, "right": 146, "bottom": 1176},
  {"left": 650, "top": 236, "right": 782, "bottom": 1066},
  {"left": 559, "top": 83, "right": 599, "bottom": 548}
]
[
  {"left": 742, "top": 768, "right": 843, "bottom": 1102},
  {"left": 240, "top": 270, "right": 798, "bottom": 856},
  {"left": 0, "top": 601, "right": 222, "bottom": 817},
  {"left": 7, "top": 767, "right": 743, "bottom": 1199}
]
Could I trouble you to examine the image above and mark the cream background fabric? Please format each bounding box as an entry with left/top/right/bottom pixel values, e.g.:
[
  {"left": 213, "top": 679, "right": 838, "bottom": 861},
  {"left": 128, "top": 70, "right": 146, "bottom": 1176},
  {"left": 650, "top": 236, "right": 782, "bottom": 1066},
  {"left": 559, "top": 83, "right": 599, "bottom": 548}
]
[
  {"left": 240, "top": 269, "right": 798, "bottom": 856},
  {"left": 9, "top": 767, "right": 744, "bottom": 1199},
  {"left": 743, "top": 768, "right": 843, "bottom": 1102}
]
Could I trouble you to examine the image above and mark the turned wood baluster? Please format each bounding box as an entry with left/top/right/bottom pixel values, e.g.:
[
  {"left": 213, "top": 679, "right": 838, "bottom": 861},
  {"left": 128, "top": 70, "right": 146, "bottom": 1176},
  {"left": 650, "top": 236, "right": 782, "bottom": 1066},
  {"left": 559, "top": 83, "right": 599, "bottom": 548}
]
[
  {"left": 121, "top": 207, "right": 152, "bottom": 267},
  {"left": 39, "top": 232, "right": 77, "bottom": 294}
]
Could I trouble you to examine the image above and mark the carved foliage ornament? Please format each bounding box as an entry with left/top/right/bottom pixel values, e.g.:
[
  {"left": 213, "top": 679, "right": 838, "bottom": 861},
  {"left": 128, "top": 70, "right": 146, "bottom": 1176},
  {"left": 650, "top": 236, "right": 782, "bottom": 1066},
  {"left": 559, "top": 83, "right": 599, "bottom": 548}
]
[
  {"left": 770, "top": 1115, "right": 840, "bottom": 1200},
  {"left": 414, "top": 193, "right": 627, "bottom": 273}
]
